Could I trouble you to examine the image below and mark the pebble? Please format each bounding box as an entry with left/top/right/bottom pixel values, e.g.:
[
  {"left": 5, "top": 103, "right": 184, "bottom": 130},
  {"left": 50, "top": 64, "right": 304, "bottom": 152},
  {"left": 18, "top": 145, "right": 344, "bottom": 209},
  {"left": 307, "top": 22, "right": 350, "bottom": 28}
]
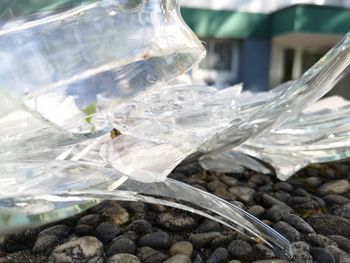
[
  {"left": 326, "top": 245, "right": 350, "bottom": 263},
  {"left": 291, "top": 241, "right": 310, "bottom": 252},
  {"left": 48, "top": 236, "right": 104, "bottom": 263},
  {"left": 334, "top": 203, "right": 350, "bottom": 219},
  {"left": 107, "top": 253, "right": 141, "bottom": 263},
  {"left": 253, "top": 244, "right": 275, "bottom": 259},
  {"left": 4, "top": 251, "right": 47, "bottom": 263},
  {"left": 266, "top": 205, "right": 292, "bottom": 222},
  {"left": 229, "top": 186, "right": 256, "bottom": 203},
  {"left": 207, "top": 180, "right": 227, "bottom": 192},
  {"left": 138, "top": 246, "right": 168, "bottom": 263},
  {"left": 273, "top": 182, "right": 294, "bottom": 192},
  {"left": 308, "top": 214, "right": 350, "bottom": 238},
  {"left": 324, "top": 195, "right": 350, "bottom": 207},
  {"left": 138, "top": 232, "right": 171, "bottom": 249},
  {"left": 318, "top": 179, "right": 350, "bottom": 195},
  {"left": 100, "top": 201, "right": 130, "bottom": 225},
  {"left": 220, "top": 175, "right": 239, "bottom": 187},
  {"left": 273, "top": 221, "right": 301, "bottom": 242},
  {"left": 305, "top": 233, "right": 337, "bottom": 247},
  {"left": 189, "top": 232, "right": 222, "bottom": 248},
  {"left": 328, "top": 235, "right": 350, "bottom": 253},
  {"left": 94, "top": 222, "right": 121, "bottom": 244},
  {"left": 170, "top": 241, "right": 193, "bottom": 256},
  {"left": 260, "top": 193, "right": 286, "bottom": 207},
  {"left": 206, "top": 247, "right": 229, "bottom": 263},
  {"left": 158, "top": 211, "right": 197, "bottom": 231},
  {"left": 310, "top": 247, "right": 335, "bottom": 263},
  {"left": 77, "top": 214, "right": 100, "bottom": 227},
  {"left": 283, "top": 214, "right": 314, "bottom": 234},
  {"left": 75, "top": 224, "right": 93, "bottom": 236},
  {"left": 247, "top": 205, "right": 265, "bottom": 219},
  {"left": 107, "top": 238, "right": 136, "bottom": 257},
  {"left": 291, "top": 248, "right": 313, "bottom": 263},
  {"left": 304, "top": 176, "right": 323, "bottom": 187},
  {"left": 125, "top": 219, "right": 153, "bottom": 235},
  {"left": 195, "top": 219, "right": 220, "bottom": 233},
  {"left": 227, "top": 240, "right": 252, "bottom": 259},
  {"left": 163, "top": 254, "right": 191, "bottom": 263}
]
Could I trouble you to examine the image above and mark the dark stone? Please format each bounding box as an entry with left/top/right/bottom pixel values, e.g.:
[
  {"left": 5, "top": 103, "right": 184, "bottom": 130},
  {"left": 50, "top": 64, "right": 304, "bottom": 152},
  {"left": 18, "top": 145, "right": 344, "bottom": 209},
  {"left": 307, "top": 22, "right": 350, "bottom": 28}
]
[
  {"left": 195, "top": 219, "right": 220, "bottom": 233},
  {"left": 125, "top": 219, "right": 153, "bottom": 235},
  {"left": 260, "top": 193, "right": 286, "bottom": 207},
  {"left": 283, "top": 214, "right": 314, "bottom": 234},
  {"left": 272, "top": 191, "right": 291, "bottom": 203},
  {"left": 189, "top": 232, "right": 222, "bottom": 248},
  {"left": 206, "top": 247, "right": 229, "bottom": 263},
  {"left": 308, "top": 215, "right": 350, "bottom": 238},
  {"left": 38, "top": 225, "right": 71, "bottom": 238},
  {"left": 253, "top": 244, "right": 275, "bottom": 260},
  {"left": 247, "top": 205, "right": 265, "bottom": 219},
  {"left": 207, "top": 180, "right": 227, "bottom": 192},
  {"left": 48, "top": 236, "right": 104, "bottom": 263},
  {"left": 326, "top": 245, "right": 350, "bottom": 263},
  {"left": 305, "top": 234, "right": 337, "bottom": 247},
  {"left": 77, "top": 214, "right": 100, "bottom": 227},
  {"left": 292, "top": 248, "right": 313, "bottom": 263},
  {"left": 174, "top": 162, "right": 202, "bottom": 176},
  {"left": 99, "top": 201, "right": 130, "bottom": 225},
  {"left": 273, "top": 221, "right": 301, "bottom": 242},
  {"left": 328, "top": 235, "right": 350, "bottom": 253},
  {"left": 229, "top": 186, "right": 256, "bottom": 203},
  {"left": 291, "top": 241, "right": 310, "bottom": 252},
  {"left": 107, "top": 238, "right": 136, "bottom": 257},
  {"left": 334, "top": 203, "right": 350, "bottom": 219},
  {"left": 220, "top": 175, "right": 239, "bottom": 187},
  {"left": 324, "top": 195, "right": 350, "bottom": 208},
  {"left": 266, "top": 205, "right": 292, "bottom": 222},
  {"left": 273, "top": 182, "right": 294, "bottom": 192},
  {"left": 94, "top": 222, "right": 121, "bottom": 244},
  {"left": 157, "top": 211, "right": 197, "bottom": 232},
  {"left": 138, "top": 246, "right": 168, "bottom": 263},
  {"left": 228, "top": 240, "right": 252, "bottom": 258},
  {"left": 138, "top": 232, "right": 171, "bottom": 249},
  {"left": 75, "top": 224, "right": 93, "bottom": 236},
  {"left": 310, "top": 247, "right": 335, "bottom": 263},
  {"left": 106, "top": 253, "right": 141, "bottom": 263}
]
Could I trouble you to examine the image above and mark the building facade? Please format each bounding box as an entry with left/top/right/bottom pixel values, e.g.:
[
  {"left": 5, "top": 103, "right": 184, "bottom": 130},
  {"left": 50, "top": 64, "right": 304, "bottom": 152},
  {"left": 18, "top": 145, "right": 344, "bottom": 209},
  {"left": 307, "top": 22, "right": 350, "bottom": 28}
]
[{"left": 180, "top": 0, "right": 350, "bottom": 93}]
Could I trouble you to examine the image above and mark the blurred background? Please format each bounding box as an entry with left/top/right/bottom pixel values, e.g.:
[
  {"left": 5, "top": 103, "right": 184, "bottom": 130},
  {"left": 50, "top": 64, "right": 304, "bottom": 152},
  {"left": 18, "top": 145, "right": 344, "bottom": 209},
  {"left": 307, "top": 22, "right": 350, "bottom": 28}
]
[{"left": 180, "top": 0, "right": 350, "bottom": 98}]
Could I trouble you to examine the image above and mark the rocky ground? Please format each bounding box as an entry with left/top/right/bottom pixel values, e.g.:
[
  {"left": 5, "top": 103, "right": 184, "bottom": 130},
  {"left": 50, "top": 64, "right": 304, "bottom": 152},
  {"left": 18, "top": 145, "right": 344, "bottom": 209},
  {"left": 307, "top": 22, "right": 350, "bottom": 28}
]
[{"left": 1, "top": 161, "right": 350, "bottom": 263}]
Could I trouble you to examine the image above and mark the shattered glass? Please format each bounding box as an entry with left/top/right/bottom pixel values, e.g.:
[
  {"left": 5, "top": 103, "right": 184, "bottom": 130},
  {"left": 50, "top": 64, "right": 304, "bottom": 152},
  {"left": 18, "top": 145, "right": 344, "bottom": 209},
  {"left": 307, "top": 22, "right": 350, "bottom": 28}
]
[{"left": 2, "top": 0, "right": 350, "bottom": 259}]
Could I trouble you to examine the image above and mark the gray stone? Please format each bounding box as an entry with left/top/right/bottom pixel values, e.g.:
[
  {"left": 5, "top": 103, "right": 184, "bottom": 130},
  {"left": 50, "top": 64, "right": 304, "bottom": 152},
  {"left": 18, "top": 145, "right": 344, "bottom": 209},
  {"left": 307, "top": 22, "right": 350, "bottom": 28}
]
[
  {"left": 326, "top": 245, "right": 350, "bottom": 263},
  {"left": 308, "top": 215, "right": 350, "bottom": 238},
  {"left": 138, "top": 246, "right": 168, "bottom": 263},
  {"left": 107, "top": 238, "right": 136, "bottom": 257},
  {"left": 266, "top": 205, "right": 292, "bottom": 222},
  {"left": 228, "top": 240, "right": 252, "bottom": 258},
  {"left": 283, "top": 214, "right": 314, "bottom": 234},
  {"left": 291, "top": 241, "right": 310, "bottom": 252},
  {"left": 48, "top": 236, "right": 104, "bottom": 263},
  {"left": 125, "top": 220, "right": 153, "bottom": 235},
  {"left": 260, "top": 193, "right": 285, "bottom": 207},
  {"left": 310, "top": 247, "right": 335, "bottom": 263},
  {"left": 75, "top": 224, "right": 93, "bottom": 236},
  {"left": 77, "top": 214, "right": 100, "bottom": 227},
  {"left": 247, "top": 205, "right": 265, "bottom": 219},
  {"left": 318, "top": 179, "right": 350, "bottom": 195},
  {"left": 195, "top": 219, "right": 220, "bottom": 233},
  {"left": 229, "top": 186, "right": 256, "bottom": 203},
  {"left": 206, "top": 247, "right": 229, "bottom": 263},
  {"left": 324, "top": 195, "right": 350, "bottom": 207},
  {"left": 100, "top": 201, "right": 130, "bottom": 225},
  {"left": 170, "top": 241, "right": 193, "bottom": 256},
  {"left": 328, "top": 235, "right": 350, "bottom": 253},
  {"left": 273, "top": 182, "right": 294, "bottom": 192},
  {"left": 158, "top": 211, "right": 197, "bottom": 231},
  {"left": 291, "top": 249, "right": 313, "bottom": 263},
  {"left": 33, "top": 234, "right": 62, "bottom": 255},
  {"left": 189, "top": 232, "right": 222, "bottom": 248},
  {"left": 94, "top": 222, "right": 121, "bottom": 244},
  {"left": 107, "top": 254, "right": 141, "bottom": 263},
  {"left": 163, "top": 254, "right": 191, "bottom": 263},
  {"left": 5, "top": 251, "right": 47, "bottom": 263},
  {"left": 38, "top": 225, "right": 71, "bottom": 238},
  {"left": 273, "top": 221, "right": 301, "bottom": 242},
  {"left": 220, "top": 175, "right": 239, "bottom": 187},
  {"left": 138, "top": 232, "right": 171, "bottom": 249},
  {"left": 334, "top": 203, "right": 350, "bottom": 219},
  {"left": 305, "top": 233, "right": 337, "bottom": 247},
  {"left": 253, "top": 244, "right": 275, "bottom": 259}
]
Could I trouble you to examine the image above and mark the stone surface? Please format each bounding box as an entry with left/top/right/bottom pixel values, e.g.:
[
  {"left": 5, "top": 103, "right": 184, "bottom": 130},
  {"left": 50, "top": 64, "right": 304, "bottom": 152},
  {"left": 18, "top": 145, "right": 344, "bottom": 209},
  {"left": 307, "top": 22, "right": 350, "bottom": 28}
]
[
  {"left": 94, "top": 222, "right": 121, "bottom": 244},
  {"left": 189, "top": 232, "right": 222, "bottom": 248},
  {"left": 227, "top": 240, "right": 252, "bottom": 259},
  {"left": 170, "top": 241, "right": 193, "bottom": 256},
  {"left": 107, "top": 238, "right": 136, "bottom": 257},
  {"left": 273, "top": 221, "right": 301, "bottom": 242},
  {"left": 163, "top": 254, "right": 192, "bottom": 263},
  {"left": 48, "top": 236, "right": 104, "bottom": 263},
  {"left": 138, "top": 232, "right": 171, "bottom": 249},
  {"left": 157, "top": 211, "right": 197, "bottom": 231},
  {"left": 206, "top": 247, "right": 229, "bottom": 263},
  {"left": 106, "top": 253, "right": 141, "bottom": 263},
  {"left": 310, "top": 247, "right": 335, "bottom": 263},
  {"left": 318, "top": 179, "right": 350, "bottom": 195},
  {"left": 138, "top": 246, "right": 168, "bottom": 263},
  {"left": 308, "top": 215, "right": 350, "bottom": 238},
  {"left": 283, "top": 214, "right": 314, "bottom": 234}
]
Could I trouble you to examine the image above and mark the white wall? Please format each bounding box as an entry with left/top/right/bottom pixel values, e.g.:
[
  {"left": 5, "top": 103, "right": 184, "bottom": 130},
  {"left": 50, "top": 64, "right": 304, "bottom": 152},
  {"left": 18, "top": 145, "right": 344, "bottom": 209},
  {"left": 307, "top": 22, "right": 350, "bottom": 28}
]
[{"left": 180, "top": 0, "right": 348, "bottom": 13}]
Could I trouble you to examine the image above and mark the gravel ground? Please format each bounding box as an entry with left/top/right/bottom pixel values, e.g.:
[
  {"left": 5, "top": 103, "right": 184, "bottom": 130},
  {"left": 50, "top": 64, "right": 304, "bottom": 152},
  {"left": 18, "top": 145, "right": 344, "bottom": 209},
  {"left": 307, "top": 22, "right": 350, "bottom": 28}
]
[{"left": 1, "top": 161, "right": 350, "bottom": 262}]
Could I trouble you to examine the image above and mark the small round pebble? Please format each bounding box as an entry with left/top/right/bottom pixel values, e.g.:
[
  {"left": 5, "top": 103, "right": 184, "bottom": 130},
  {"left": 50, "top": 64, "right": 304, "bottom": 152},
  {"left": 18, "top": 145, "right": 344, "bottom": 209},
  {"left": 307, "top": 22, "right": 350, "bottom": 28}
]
[
  {"left": 273, "top": 221, "right": 301, "bottom": 242},
  {"left": 107, "top": 253, "right": 141, "bottom": 263},
  {"left": 158, "top": 211, "right": 197, "bottom": 231},
  {"left": 125, "top": 220, "right": 153, "bottom": 235},
  {"left": 138, "top": 246, "right": 168, "bottom": 263},
  {"left": 170, "top": 241, "right": 193, "bottom": 256},
  {"left": 189, "top": 232, "right": 222, "bottom": 248},
  {"left": 328, "top": 235, "right": 350, "bottom": 253},
  {"left": 206, "top": 247, "right": 229, "bottom": 263},
  {"left": 308, "top": 215, "right": 350, "bottom": 238},
  {"left": 138, "top": 232, "right": 171, "bottom": 249},
  {"left": 310, "top": 247, "right": 335, "bottom": 263},
  {"left": 107, "top": 238, "right": 136, "bottom": 257},
  {"left": 247, "top": 205, "right": 265, "bottom": 219},
  {"left": 306, "top": 233, "right": 337, "bottom": 247},
  {"left": 228, "top": 240, "right": 252, "bottom": 258},
  {"left": 283, "top": 214, "right": 314, "bottom": 234},
  {"left": 48, "top": 236, "right": 104, "bottom": 263},
  {"left": 318, "top": 179, "right": 350, "bottom": 195},
  {"left": 94, "top": 222, "right": 121, "bottom": 244},
  {"left": 266, "top": 205, "right": 292, "bottom": 222}
]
